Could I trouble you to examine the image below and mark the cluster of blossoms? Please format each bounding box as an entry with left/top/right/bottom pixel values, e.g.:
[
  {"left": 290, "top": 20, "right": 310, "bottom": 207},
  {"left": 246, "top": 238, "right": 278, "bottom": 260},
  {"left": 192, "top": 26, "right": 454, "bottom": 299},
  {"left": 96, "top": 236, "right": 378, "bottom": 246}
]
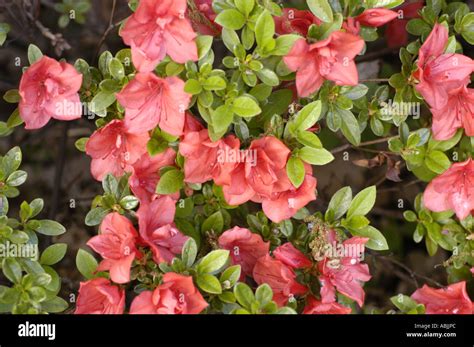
[{"left": 7, "top": 0, "right": 474, "bottom": 315}]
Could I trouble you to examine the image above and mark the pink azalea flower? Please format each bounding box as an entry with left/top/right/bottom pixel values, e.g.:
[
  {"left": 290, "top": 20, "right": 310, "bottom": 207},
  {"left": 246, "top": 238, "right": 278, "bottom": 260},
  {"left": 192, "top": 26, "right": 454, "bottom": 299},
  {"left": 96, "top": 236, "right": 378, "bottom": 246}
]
[
  {"left": 218, "top": 227, "right": 270, "bottom": 278},
  {"left": 411, "top": 281, "right": 473, "bottom": 314},
  {"left": 274, "top": 8, "right": 321, "bottom": 36},
  {"left": 87, "top": 213, "right": 140, "bottom": 284},
  {"left": 423, "top": 158, "right": 474, "bottom": 220},
  {"left": 179, "top": 126, "right": 240, "bottom": 185},
  {"left": 414, "top": 23, "right": 474, "bottom": 109},
  {"left": 130, "top": 272, "right": 208, "bottom": 314},
  {"left": 385, "top": 1, "right": 424, "bottom": 48},
  {"left": 222, "top": 136, "right": 292, "bottom": 205},
  {"left": 137, "top": 196, "right": 188, "bottom": 263},
  {"left": 116, "top": 73, "right": 191, "bottom": 136},
  {"left": 318, "top": 235, "right": 371, "bottom": 307},
  {"left": 430, "top": 85, "right": 474, "bottom": 140},
  {"left": 284, "top": 32, "right": 364, "bottom": 97},
  {"left": 188, "top": 0, "right": 221, "bottom": 36},
  {"left": 129, "top": 148, "right": 177, "bottom": 203},
  {"left": 261, "top": 164, "right": 317, "bottom": 223},
  {"left": 19, "top": 56, "right": 82, "bottom": 129},
  {"left": 303, "top": 296, "right": 352, "bottom": 314},
  {"left": 120, "top": 0, "right": 198, "bottom": 72},
  {"left": 355, "top": 8, "right": 399, "bottom": 27},
  {"left": 253, "top": 254, "right": 308, "bottom": 307},
  {"left": 273, "top": 242, "right": 312, "bottom": 270},
  {"left": 74, "top": 278, "right": 125, "bottom": 314},
  {"left": 85, "top": 119, "right": 149, "bottom": 181}
]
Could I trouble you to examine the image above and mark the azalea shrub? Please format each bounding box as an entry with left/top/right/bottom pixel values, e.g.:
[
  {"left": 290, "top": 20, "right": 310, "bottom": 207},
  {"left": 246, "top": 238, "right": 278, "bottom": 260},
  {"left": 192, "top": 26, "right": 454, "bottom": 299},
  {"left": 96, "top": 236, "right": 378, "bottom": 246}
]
[{"left": 0, "top": 0, "right": 473, "bottom": 315}]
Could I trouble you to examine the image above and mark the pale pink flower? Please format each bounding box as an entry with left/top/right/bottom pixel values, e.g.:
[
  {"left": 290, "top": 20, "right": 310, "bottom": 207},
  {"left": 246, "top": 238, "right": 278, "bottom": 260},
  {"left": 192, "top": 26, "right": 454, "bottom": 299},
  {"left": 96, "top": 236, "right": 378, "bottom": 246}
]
[
  {"left": 85, "top": 120, "right": 149, "bottom": 181},
  {"left": 284, "top": 32, "right": 364, "bottom": 97},
  {"left": 19, "top": 56, "right": 82, "bottom": 129},
  {"left": 87, "top": 213, "right": 139, "bottom": 284},
  {"left": 120, "top": 0, "right": 198, "bottom": 72},
  {"left": 411, "top": 281, "right": 473, "bottom": 314},
  {"left": 117, "top": 73, "right": 191, "bottom": 136},
  {"left": 75, "top": 278, "right": 125, "bottom": 314},
  {"left": 423, "top": 158, "right": 474, "bottom": 220},
  {"left": 137, "top": 197, "right": 188, "bottom": 263},
  {"left": 130, "top": 272, "right": 208, "bottom": 314},
  {"left": 414, "top": 23, "right": 474, "bottom": 109},
  {"left": 218, "top": 227, "right": 270, "bottom": 277}
]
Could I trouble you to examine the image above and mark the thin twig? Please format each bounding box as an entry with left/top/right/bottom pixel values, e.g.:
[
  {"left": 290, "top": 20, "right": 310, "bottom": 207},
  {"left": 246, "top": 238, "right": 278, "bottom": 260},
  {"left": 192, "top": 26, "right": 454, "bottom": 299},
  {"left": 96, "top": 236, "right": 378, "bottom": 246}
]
[
  {"left": 373, "top": 254, "right": 445, "bottom": 288},
  {"left": 93, "top": 0, "right": 118, "bottom": 61},
  {"left": 331, "top": 136, "right": 398, "bottom": 154}
]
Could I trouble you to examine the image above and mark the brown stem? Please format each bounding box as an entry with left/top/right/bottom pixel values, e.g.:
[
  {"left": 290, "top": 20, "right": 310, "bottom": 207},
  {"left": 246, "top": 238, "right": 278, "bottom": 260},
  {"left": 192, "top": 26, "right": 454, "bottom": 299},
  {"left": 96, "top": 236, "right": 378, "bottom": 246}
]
[{"left": 331, "top": 136, "right": 398, "bottom": 154}]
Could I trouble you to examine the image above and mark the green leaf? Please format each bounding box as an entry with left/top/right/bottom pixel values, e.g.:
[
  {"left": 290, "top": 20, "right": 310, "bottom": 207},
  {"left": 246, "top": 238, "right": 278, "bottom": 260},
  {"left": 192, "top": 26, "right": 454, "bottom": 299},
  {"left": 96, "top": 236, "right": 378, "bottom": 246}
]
[
  {"left": 425, "top": 150, "right": 451, "bottom": 174},
  {"left": 220, "top": 265, "right": 241, "bottom": 287},
  {"left": 201, "top": 211, "right": 224, "bottom": 234},
  {"left": 307, "top": 0, "right": 334, "bottom": 23},
  {"left": 298, "top": 147, "right": 334, "bottom": 165},
  {"left": 3, "top": 89, "right": 20, "bottom": 103},
  {"left": 325, "top": 186, "right": 352, "bottom": 221},
  {"left": 7, "top": 109, "right": 23, "bottom": 128},
  {"left": 41, "top": 296, "right": 68, "bottom": 313},
  {"left": 108, "top": 58, "right": 125, "bottom": 79},
  {"left": 286, "top": 157, "right": 305, "bottom": 188},
  {"left": 197, "top": 249, "right": 229, "bottom": 273},
  {"left": 293, "top": 101, "right": 322, "bottom": 131},
  {"left": 215, "top": 9, "right": 246, "bottom": 30},
  {"left": 40, "top": 244, "right": 67, "bottom": 266},
  {"left": 296, "top": 131, "right": 323, "bottom": 149},
  {"left": 2, "top": 258, "right": 22, "bottom": 284},
  {"left": 89, "top": 91, "right": 116, "bottom": 113},
  {"left": 271, "top": 34, "right": 301, "bottom": 56},
  {"left": 211, "top": 105, "right": 234, "bottom": 133},
  {"left": 34, "top": 220, "right": 66, "bottom": 236},
  {"left": 202, "top": 76, "right": 227, "bottom": 91},
  {"left": 6, "top": 170, "right": 27, "bottom": 187},
  {"left": 347, "top": 186, "right": 377, "bottom": 218},
  {"left": 119, "top": 195, "right": 139, "bottom": 210},
  {"left": 235, "top": 0, "right": 255, "bottom": 16},
  {"left": 0, "top": 22, "right": 10, "bottom": 46},
  {"left": 196, "top": 273, "right": 222, "bottom": 294},
  {"left": 76, "top": 249, "right": 98, "bottom": 279},
  {"left": 232, "top": 96, "right": 261, "bottom": 118},
  {"left": 255, "top": 68, "right": 279, "bottom": 87},
  {"left": 182, "top": 238, "right": 198, "bottom": 268},
  {"left": 255, "top": 10, "right": 275, "bottom": 49},
  {"left": 156, "top": 169, "right": 184, "bottom": 194},
  {"left": 196, "top": 35, "right": 213, "bottom": 60},
  {"left": 428, "top": 129, "right": 462, "bottom": 152},
  {"left": 391, "top": 294, "right": 418, "bottom": 312},
  {"left": 85, "top": 207, "right": 109, "bottom": 226},
  {"left": 340, "top": 110, "right": 361, "bottom": 146},
  {"left": 184, "top": 79, "right": 203, "bottom": 95},
  {"left": 221, "top": 28, "right": 241, "bottom": 52},
  {"left": 28, "top": 44, "right": 43, "bottom": 64},
  {"left": 342, "top": 84, "right": 369, "bottom": 100},
  {"left": 75, "top": 137, "right": 88, "bottom": 152},
  {"left": 255, "top": 283, "right": 273, "bottom": 306},
  {"left": 461, "top": 13, "right": 474, "bottom": 44},
  {"left": 234, "top": 282, "right": 255, "bottom": 309},
  {"left": 351, "top": 225, "right": 389, "bottom": 251}
]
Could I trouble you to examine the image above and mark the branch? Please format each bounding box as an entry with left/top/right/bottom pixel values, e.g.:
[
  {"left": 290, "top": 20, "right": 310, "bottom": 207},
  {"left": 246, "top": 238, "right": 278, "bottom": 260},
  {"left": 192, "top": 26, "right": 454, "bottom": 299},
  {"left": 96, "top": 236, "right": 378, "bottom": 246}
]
[
  {"left": 331, "top": 136, "right": 398, "bottom": 154},
  {"left": 93, "top": 0, "right": 118, "bottom": 61}
]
